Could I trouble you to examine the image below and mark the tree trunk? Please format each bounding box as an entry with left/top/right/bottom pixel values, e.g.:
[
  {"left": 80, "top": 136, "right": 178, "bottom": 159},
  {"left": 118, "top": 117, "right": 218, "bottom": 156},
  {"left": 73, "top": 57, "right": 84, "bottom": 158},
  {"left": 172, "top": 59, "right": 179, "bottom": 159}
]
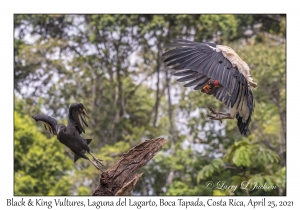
[
  {"left": 153, "top": 43, "right": 162, "bottom": 127},
  {"left": 92, "top": 137, "right": 167, "bottom": 196},
  {"left": 165, "top": 70, "right": 175, "bottom": 185}
]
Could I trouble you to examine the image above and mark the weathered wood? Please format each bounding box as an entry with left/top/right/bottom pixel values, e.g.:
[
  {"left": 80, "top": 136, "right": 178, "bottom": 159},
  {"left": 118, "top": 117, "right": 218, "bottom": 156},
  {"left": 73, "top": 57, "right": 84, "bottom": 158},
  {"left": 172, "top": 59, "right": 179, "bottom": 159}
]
[{"left": 92, "top": 137, "right": 167, "bottom": 196}]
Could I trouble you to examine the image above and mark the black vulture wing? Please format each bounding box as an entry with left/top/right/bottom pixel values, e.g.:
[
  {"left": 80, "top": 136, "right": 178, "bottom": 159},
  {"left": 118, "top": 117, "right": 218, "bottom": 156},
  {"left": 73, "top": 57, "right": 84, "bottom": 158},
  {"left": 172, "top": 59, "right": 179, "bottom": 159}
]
[
  {"left": 32, "top": 114, "right": 59, "bottom": 135},
  {"left": 68, "top": 103, "right": 89, "bottom": 134}
]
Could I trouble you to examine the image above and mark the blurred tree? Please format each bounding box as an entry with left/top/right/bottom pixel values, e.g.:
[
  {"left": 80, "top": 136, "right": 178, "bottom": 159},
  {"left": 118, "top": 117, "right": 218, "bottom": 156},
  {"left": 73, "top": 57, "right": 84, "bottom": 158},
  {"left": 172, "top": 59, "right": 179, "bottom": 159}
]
[
  {"left": 14, "top": 14, "right": 286, "bottom": 196},
  {"left": 14, "top": 98, "right": 73, "bottom": 195}
]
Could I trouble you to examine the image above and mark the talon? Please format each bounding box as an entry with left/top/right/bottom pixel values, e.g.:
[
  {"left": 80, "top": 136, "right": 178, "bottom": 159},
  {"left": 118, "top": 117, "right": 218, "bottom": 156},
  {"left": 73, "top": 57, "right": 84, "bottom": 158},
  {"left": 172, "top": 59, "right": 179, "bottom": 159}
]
[
  {"left": 95, "top": 158, "right": 103, "bottom": 164},
  {"left": 206, "top": 110, "right": 231, "bottom": 123},
  {"left": 93, "top": 157, "right": 105, "bottom": 168},
  {"left": 94, "top": 161, "right": 104, "bottom": 172},
  {"left": 207, "top": 106, "right": 216, "bottom": 114},
  {"left": 206, "top": 114, "right": 215, "bottom": 120}
]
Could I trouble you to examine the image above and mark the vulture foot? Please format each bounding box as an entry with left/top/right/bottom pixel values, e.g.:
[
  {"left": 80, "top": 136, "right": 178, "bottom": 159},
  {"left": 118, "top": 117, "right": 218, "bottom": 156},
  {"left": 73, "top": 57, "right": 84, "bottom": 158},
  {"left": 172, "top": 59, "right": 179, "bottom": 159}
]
[
  {"left": 87, "top": 159, "right": 104, "bottom": 172},
  {"left": 206, "top": 106, "right": 233, "bottom": 124},
  {"left": 88, "top": 152, "right": 105, "bottom": 169}
]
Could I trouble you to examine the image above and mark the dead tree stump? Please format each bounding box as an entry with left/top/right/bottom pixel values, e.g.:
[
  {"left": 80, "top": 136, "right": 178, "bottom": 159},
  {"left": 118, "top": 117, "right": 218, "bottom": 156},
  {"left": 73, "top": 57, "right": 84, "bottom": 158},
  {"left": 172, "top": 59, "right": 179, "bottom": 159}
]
[{"left": 92, "top": 137, "right": 167, "bottom": 196}]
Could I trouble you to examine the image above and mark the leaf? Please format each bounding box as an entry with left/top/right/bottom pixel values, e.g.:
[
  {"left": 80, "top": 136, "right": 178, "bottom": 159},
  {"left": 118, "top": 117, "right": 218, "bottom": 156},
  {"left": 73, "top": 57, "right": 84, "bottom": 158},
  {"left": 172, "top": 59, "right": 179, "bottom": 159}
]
[{"left": 232, "top": 146, "right": 251, "bottom": 167}]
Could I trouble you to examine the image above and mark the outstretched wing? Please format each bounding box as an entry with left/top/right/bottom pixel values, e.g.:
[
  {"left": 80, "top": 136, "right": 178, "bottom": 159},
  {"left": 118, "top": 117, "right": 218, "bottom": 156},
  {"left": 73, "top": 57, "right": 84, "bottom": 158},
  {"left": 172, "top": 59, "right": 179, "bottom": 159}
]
[
  {"left": 163, "top": 39, "right": 254, "bottom": 135},
  {"left": 68, "top": 103, "right": 89, "bottom": 134},
  {"left": 163, "top": 39, "right": 249, "bottom": 108},
  {"left": 32, "top": 114, "right": 58, "bottom": 135}
]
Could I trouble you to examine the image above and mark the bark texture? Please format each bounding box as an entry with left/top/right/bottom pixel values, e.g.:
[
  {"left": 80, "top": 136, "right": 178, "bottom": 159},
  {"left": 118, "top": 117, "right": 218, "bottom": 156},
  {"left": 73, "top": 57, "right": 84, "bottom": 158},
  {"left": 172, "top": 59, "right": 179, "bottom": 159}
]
[{"left": 92, "top": 137, "right": 167, "bottom": 196}]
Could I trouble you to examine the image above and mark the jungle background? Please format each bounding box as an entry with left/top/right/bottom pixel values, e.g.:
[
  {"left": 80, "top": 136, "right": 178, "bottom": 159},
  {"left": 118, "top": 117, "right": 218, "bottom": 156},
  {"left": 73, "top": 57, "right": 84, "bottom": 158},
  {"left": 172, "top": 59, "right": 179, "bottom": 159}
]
[{"left": 14, "top": 14, "right": 286, "bottom": 196}]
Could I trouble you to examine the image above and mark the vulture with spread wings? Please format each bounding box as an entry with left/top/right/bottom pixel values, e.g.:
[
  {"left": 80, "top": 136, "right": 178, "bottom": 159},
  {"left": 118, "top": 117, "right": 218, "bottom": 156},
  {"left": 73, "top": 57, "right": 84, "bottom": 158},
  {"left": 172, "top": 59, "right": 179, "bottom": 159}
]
[
  {"left": 163, "top": 39, "right": 257, "bottom": 135},
  {"left": 32, "top": 103, "right": 104, "bottom": 171}
]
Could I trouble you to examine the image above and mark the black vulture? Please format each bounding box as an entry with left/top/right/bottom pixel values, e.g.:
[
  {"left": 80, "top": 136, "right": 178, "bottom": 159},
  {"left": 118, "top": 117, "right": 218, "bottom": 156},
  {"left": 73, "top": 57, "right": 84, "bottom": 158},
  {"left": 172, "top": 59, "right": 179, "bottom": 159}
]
[
  {"left": 32, "top": 103, "right": 104, "bottom": 171},
  {"left": 163, "top": 39, "right": 257, "bottom": 135}
]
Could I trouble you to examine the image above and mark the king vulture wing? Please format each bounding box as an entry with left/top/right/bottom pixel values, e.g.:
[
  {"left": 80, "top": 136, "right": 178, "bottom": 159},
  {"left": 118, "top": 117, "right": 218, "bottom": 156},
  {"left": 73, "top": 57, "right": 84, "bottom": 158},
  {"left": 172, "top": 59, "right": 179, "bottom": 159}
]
[
  {"left": 163, "top": 39, "right": 254, "bottom": 135},
  {"left": 163, "top": 39, "right": 252, "bottom": 110}
]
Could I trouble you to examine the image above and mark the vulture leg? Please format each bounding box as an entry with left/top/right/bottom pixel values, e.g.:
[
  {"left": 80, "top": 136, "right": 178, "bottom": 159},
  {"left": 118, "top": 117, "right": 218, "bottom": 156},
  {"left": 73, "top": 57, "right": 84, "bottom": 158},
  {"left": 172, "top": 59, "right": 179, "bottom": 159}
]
[
  {"left": 87, "top": 158, "right": 104, "bottom": 172},
  {"left": 206, "top": 114, "right": 234, "bottom": 120},
  {"left": 88, "top": 152, "right": 105, "bottom": 168},
  {"left": 206, "top": 106, "right": 234, "bottom": 124},
  {"left": 75, "top": 152, "right": 104, "bottom": 171},
  {"left": 207, "top": 106, "right": 230, "bottom": 117}
]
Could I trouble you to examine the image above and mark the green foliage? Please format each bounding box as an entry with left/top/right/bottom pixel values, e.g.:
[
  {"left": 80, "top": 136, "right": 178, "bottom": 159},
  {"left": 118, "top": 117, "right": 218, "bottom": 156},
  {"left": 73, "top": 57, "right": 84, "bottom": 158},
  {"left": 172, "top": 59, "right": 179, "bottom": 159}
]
[
  {"left": 166, "top": 181, "right": 206, "bottom": 196},
  {"left": 198, "top": 15, "right": 238, "bottom": 42},
  {"left": 197, "top": 159, "right": 223, "bottom": 182},
  {"left": 213, "top": 189, "right": 228, "bottom": 196},
  {"left": 77, "top": 186, "right": 91, "bottom": 196},
  {"left": 14, "top": 106, "right": 73, "bottom": 195},
  {"left": 196, "top": 138, "right": 283, "bottom": 195},
  {"left": 48, "top": 177, "right": 72, "bottom": 196},
  {"left": 224, "top": 139, "right": 279, "bottom": 167},
  {"left": 14, "top": 14, "right": 286, "bottom": 196},
  {"left": 98, "top": 141, "right": 131, "bottom": 166}
]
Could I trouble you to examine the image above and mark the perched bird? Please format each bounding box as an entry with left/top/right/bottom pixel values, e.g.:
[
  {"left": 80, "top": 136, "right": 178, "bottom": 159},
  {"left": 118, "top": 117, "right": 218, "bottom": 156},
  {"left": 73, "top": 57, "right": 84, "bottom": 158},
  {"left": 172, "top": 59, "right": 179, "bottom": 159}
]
[
  {"left": 32, "top": 103, "right": 104, "bottom": 171},
  {"left": 163, "top": 39, "right": 257, "bottom": 135}
]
